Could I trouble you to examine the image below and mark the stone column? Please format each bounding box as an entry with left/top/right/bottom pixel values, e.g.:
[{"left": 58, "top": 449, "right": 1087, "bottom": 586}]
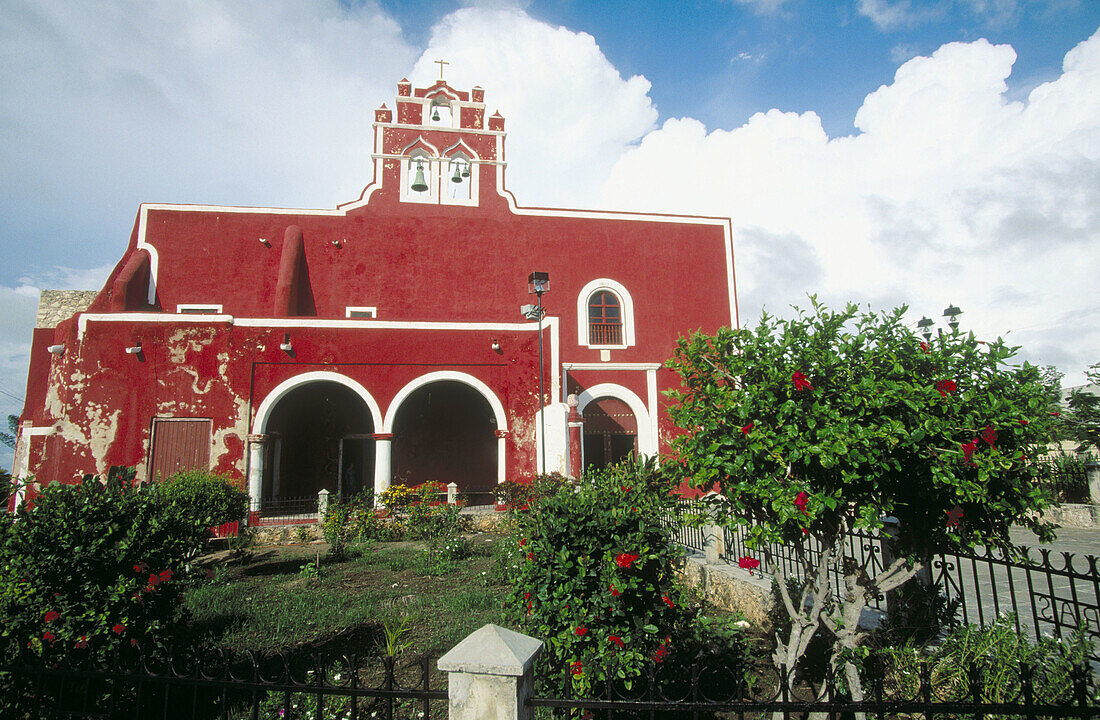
[
  {"left": 438, "top": 624, "right": 543, "bottom": 720},
  {"left": 373, "top": 433, "right": 393, "bottom": 505},
  {"left": 1087, "top": 461, "right": 1100, "bottom": 506},
  {"left": 566, "top": 394, "right": 583, "bottom": 480}
]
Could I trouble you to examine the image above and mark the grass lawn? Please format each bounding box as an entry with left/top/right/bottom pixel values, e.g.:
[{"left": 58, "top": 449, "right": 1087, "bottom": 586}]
[{"left": 184, "top": 533, "right": 512, "bottom": 659}]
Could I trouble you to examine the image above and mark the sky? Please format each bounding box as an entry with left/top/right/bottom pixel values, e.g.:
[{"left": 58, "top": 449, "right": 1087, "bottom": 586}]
[{"left": 1, "top": 0, "right": 1098, "bottom": 470}]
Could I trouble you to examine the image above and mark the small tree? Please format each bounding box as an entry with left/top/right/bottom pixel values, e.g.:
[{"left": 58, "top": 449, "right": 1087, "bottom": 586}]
[
  {"left": 666, "top": 300, "right": 1058, "bottom": 700},
  {"left": 1062, "top": 362, "right": 1100, "bottom": 454}
]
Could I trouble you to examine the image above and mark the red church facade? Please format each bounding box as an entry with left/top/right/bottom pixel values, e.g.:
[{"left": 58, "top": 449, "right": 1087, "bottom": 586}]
[{"left": 12, "top": 77, "right": 737, "bottom": 510}]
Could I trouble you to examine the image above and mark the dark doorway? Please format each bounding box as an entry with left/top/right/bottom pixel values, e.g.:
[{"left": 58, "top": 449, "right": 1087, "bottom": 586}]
[
  {"left": 582, "top": 396, "right": 637, "bottom": 470},
  {"left": 262, "top": 381, "right": 374, "bottom": 500},
  {"left": 391, "top": 381, "right": 497, "bottom": 502}
]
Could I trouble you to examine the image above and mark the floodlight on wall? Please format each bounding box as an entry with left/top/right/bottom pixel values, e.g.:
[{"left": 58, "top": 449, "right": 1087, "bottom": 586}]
[
  {"left": 491, "top": 338, "right": 501, "bottom": 353},
  {"left": 47, "top": 344, "right": 65, "bottom": 356},
  {"left": 917, "top": 316, "right": 934, "bottom": 341},
  {"left": 520, "top": 304, "right": 541, "bottom": 320},
  {"left": 279, "top": 333, "right": 293, "bottom": 353},
  {"left": 125, "top": 343, "right": 143, "bottom": 355},
  {"left": 331, "top": 238, "right": 343, "bottom": 248},
  {"left": 943, "top": 305, "right": 962, "bottom": 331},
  {"left": 259, "top": 237, "right": 270, "bottom": 246}
]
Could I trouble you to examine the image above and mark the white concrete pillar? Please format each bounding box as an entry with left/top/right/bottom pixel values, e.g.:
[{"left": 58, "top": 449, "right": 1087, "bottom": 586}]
[
  {"left": 373, "top": 433, "right": 393, "bottom": 503},
  {"left": 438, "top": 624, "right": 543, "bottom": 720}
]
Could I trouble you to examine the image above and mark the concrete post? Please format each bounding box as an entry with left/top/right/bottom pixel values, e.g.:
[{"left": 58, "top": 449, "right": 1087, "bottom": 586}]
[
  {"left": 438, "top": 624, "right": 543, "bottom": 720},
  {"left": 1086, "top": 461, "right": 1100, "bottom": 506},
  {"left": 566, "top": 394, "right": 583, "bottom": 480},
  {"left": 447, "top": 482, "right": 459, "bottom": 505},
  {"left": 317, "top": 489, "right": 330, "bottom": 520},
  {"left": 704, "top": 523, "right": 724, "bottom": 565}
]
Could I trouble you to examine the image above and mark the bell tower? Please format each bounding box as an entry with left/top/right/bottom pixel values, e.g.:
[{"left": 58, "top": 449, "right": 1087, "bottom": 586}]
[{"left": 369, "top": 70, "right": 507, "bottom": 208}]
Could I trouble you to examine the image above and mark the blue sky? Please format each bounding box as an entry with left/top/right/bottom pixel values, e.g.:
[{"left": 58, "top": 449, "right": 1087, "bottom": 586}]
[{"left": 1, "top": 0, "right": 1099, "bottom": 470}]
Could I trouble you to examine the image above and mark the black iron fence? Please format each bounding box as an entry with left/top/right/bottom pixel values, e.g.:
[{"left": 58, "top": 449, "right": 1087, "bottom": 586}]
[
  {"left": 530, "top": 655, "right": 1098, "bottom": 719},
  {"left": 1035, "top": 455, "right": 1094, "bottom": 504},
  {"left": 664, "top": 500, "right": 1100, "bottom": 662},
  {"left": 248, "top": 496, "right": 320, "bottom": 526},
  {"left": 0, "top": 645, "right": 446, "bottom": 720}
]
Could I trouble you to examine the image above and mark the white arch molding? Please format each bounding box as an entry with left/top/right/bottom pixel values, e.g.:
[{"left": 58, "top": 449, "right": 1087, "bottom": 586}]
[
  {"left": 576, "top": 383, "right": 655, "bottom": 459},
  {"left": 382, "top": 371, "right": 509, "bottom": 498},
  {"left": 248, "top": 371, "right": 384, "bottom": 501}
]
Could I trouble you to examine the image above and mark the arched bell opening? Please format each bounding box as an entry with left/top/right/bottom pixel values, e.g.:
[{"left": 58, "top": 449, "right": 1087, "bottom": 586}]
[
  {"left": 582, "top": 396, "right": 638, "bottom": 470},
  {"left": 261, "top": 381, "right": 375, "bottom": 506},
  {"left": 391, "top": 381, "right": 497, "bottom": 504}
]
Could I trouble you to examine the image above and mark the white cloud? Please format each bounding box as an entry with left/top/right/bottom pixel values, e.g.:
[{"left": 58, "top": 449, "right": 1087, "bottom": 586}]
[
  {"left": 601, "top": 31, "right": 1100, "bottom": 385},
  {"left": 407, "top": 6, "right": 658, "bottom": 208},
  {"left": 857, "top": 0, "right": 947, "bottom": 30},
  {"left": 729, "top": 0, "right": 792, "bottom": 14}
]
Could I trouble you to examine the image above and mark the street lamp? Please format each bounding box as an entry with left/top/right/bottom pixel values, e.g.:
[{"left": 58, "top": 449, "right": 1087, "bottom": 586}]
[
  {"left": 942, "top": 304, "right": 962, "bottom": 332},
  {"left": 526, "top": 272, "right": 549, "bottom": 474}
]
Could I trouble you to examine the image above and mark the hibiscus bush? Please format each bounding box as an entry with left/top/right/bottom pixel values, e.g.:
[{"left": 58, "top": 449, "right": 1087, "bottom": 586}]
[
  {"left": 505, "top": 459, "right": 741, "bottom": 696},
  {"left": 666, "top": 299, "right": 1059, "bottom": 699},
  {"left": 157, "top": 469, "right": 248, "bottom": 536},
  {"left": 0, "top": 467, "right": 204, "bottom": 665}
]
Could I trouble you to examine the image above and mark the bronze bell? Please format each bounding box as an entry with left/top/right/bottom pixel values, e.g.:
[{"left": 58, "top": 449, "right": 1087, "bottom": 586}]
[{"left": 410, "top": 162, "right": 428, "bottom": 193}]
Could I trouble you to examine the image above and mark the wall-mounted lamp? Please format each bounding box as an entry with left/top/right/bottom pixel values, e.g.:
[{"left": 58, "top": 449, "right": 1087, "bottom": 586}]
[
  {"left": 491, "top": 338, "right": 501, "bottom": 353},
  {"left": 259, "top": 237, "right": 270, "bottom": 246},
  {"left": 331, "top": 238, "right": 344, "bottom": 249},
  {"left": 125, "top": 343, "right": 143, "bottom": 355},
  {"left": 279, "top": 333, "right": 293, "bottom": 353},
  {"left": 47, "top": 344, "right": 65, "bottom": 356}
]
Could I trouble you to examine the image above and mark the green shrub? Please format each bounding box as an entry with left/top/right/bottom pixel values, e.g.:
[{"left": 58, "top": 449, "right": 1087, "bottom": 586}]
[
  {"left": 880, "top": 616, "right": 1097, "bottom": 704},
  {"left": 0, "top": 467, "right": 201, "bottom": 664},
  {"left": 495, "top": 472, "right": 569, "bottom": 508},
  {"left": 505, "top": 459, "right": 721, "bottom": 696},
  {"left": 320, "top": 490, "right": 382, "bottom": 558},
  {"left": 156, "top": 469, "right": 248, "bottom": 534}
]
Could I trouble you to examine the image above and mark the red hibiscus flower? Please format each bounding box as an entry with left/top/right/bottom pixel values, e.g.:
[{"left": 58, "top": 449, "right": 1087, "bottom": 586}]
[
  {"left": 524, "top": 592, "right": 531, "bottom": 601},
  {"left": 614, "top": 553, "right": 639, "bottom": 569},
  {"left": 738, "top": 556, "right": 760, "bottom": 575},
  {"left": 148, "top": 573, "right": 162, "bottom": 587},
  {"left": 112, "top": 623, "right": 125, "bottom": 635},
  {"left": 133, "top": 563, "right": 147, "bottom": 574},
  {"left": 792, "top": 371, "right": 813, "bottom": 391},
  {"left": 740, "top": 422, "right": 754, "bottom": 436},
  {"left": 42, "top": 630, "right": 56, "bottom": 645},
  {"left": 946, "top": 505, "right": 964, "bottom": 529},
  {"left": 574, "top": 626, "right": 588, "bottom": 636},
  {"left": 526, "top": 601, "right": 532, "bottom": 615},
  {"left": 526, "top": 552, "right": 534, "bottom": 561},
  {"left": 936, "top": 379, "right": 958, "bottom": 397},
  {"left": 76, "top": 635, "right": 88, "bottom": 649},
  {"left": 621, "top": 485, "right": 632, "bottom": 492},
  {"left": 1018, "top": 419, "right": 1030, "bottom": 426},
  {"left": 44, "top": 609, "right": 59, "bottom": 624},
  {"left": 919, "top": 342, "right": 930, "bottom": 353},
  {"left": 794, "top": 491, "right": 809, "bottom": 515},
  {"left": 609, "top": 584, "right": 621, "bottom": 597},
  {"left": 159, "top": 569, "right": 173, "bottom": 582},
  {"left": 519, "top": 538, "right": 527, "bottom": 547},
  {"left": 662, "top": 595, "right": 675, "bottom": 608},
  {"left": 981, "top": 425, "right": 997, "bottom": 447},
  {"left": 961, "top": 438, "right": 979, "bottom": 466},
  {"left": 1050, "top": 411, "right": 1061, "bottom": 417},
  {"left": 609, "top": 635, "right": 624, "bottom": 649},
  {"left": 571, "top": 661, "right": 583, "bottom": 676}
]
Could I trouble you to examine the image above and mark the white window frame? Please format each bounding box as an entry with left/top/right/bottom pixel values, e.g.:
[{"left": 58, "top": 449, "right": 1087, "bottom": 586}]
[
  {"left": 176, "top": 304, "right": 223, "bottom": 315},
  {"left": 577, "top": 279, "right": 635, "bottom": 349},
  {"left": 345, "top": 306, "right": 378, "bottom": 318}
]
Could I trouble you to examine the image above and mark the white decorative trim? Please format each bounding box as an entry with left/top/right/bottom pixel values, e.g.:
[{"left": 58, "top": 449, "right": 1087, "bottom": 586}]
[
  {"left": 176, "top": 304, "right": 223, "bottom": 314},
  {"left": 77, "top": 313, "right": 543, "bottom": 340},
  {"left": 577, "top": 278, "right": 635, "bottom": 349},
  {"left": 576, "top": 383, "right": 655, "bottom": 457},
  {"left": 371, "top": 122, "right": 502, "bottom": 137},
  {"left": 562, "top": 362, "right": 662, "bottom": 371},
  {"left": 344, "top": 306, "right": 377, "bottom": 318},
  {"left": 249, "top": 371, "right": 385, "bottom": 500},
  {"left": 382, "top": 370, "right": 509, "bottom": 488},
  {"left": 135, "top": 205, "right": 161, "bottom": 305}
]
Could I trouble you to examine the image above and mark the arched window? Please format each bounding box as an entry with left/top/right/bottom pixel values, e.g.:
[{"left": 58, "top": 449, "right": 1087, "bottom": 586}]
[
  {"left": 588, "top": 291, "right": 622, "bottom": 345},
  {"left": 576, "top": 279, "right": 635, "bottom": 349}
]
